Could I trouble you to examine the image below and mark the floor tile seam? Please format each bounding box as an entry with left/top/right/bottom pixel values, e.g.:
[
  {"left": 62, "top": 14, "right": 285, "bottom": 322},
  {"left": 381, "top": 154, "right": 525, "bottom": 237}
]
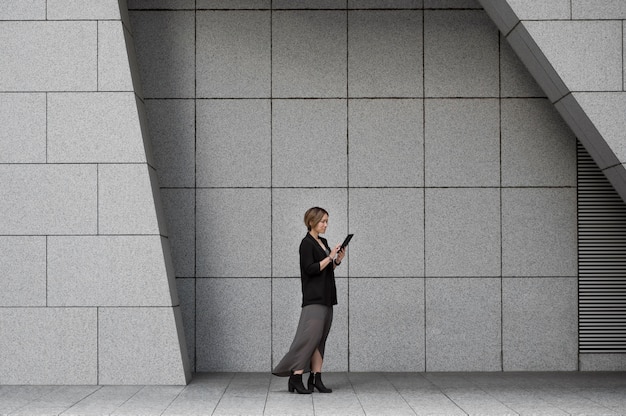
[
  {"left": 6, "top": 392, "right": 98, "bottom": 416},
  {"left": 380, "top": 373, "right": 423, "bottom": 415},
  {"left": 208, "top": 372, "right": 236, "bottom": 416},
  {"left": 57, "top": 385, "right": 106, "bottom": 415},
  {"left": 5, "top": 385, "right": 66, "bottom": 416},
  {"left": 108, "top": 384, "right": 146, "bottom": 415},
  {"left": 466, "top": 380, "right": 525, "bottom": 416},
  {"left": 388, "top": 374, "right": 468, "bottom": 409},
  {"left": 159, "top": 383, "right": 192, "bottom": 416},
  {"left": 550, "top": 389, "right": 626, "bottom": 416},
  {"left": 344, "top": 373, "right": 366, "bottom": 415},
  {"left": 531, "top": 389, "right": 603, "bottom": 415},
  {"left": 310, "top": 384, "right": 317, "bottom": 415},
  {"left": 426, "top": 384, "right": 470, "bottom": 416},
  {"left": 260, "top": 372, "right": 271, "bottom": 416},
  {"left": 490, "top": 380, "right": 584, "bottom": 413},
  {"left": 382, "top": 373, "right": 443, "bottom": 400},
  {"left": 424, "top": 373, "right": 488, "bottom": 415}
]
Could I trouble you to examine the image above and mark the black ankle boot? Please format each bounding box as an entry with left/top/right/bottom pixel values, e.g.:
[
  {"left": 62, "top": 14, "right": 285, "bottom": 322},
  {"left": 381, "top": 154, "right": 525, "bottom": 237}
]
[
  {"left": 288, "top": 373, "right": 312, "bottom": 394},
  {"left": 308, "top": 372, "right": 332, "bottom": 393}
]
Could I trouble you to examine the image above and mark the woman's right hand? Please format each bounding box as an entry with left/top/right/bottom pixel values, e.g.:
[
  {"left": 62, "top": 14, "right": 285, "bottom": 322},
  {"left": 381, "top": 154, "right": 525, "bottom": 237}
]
[{"left": 330, "top": 243, "right": 341, "bottom": 258}]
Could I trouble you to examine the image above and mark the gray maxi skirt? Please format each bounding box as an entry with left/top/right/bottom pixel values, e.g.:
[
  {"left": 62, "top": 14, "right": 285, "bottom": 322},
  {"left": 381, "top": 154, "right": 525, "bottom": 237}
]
[{"left": 272, "top": 304, "right": 333, "bottom": 377}]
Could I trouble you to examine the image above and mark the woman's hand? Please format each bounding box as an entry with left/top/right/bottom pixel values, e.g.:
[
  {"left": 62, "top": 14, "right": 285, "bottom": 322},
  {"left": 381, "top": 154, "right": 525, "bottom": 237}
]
[
  {"left": 321, "top": 244, "right": 345, "bottom": 270},
  {"left": 335, "top": 246, "right": 346, "bottom": 263}
]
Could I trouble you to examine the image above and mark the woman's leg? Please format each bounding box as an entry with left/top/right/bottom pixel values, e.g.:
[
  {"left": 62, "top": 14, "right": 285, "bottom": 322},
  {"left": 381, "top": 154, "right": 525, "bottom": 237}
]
[
  {"left": 308, "top": 348, "right": 332, "bottom": 393},
  {"left": 273, "top": 305, "right": 331, "bottom": 378},
  {"left": 311, "top": 306, "right": 332, "bottom": 373},
  {"left": 310, "top": 348, "right": 323, "bottom": 373},
  {"left": 296, "top": 346, "right": 323, "bottom": 374},
  {"left": 307, "top": 307, "right": 333, "bottom": 392}
]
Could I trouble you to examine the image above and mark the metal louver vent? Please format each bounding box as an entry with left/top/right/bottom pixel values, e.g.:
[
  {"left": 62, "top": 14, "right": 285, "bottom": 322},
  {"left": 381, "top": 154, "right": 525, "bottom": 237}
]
[{"left": 578, "top": 141, "right": 626, "bottom": 353}]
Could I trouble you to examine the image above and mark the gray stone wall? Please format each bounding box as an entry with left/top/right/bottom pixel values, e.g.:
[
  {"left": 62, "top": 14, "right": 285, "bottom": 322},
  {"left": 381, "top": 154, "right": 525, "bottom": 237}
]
[
  {"left": 128, "top": 0, "right": 579, "bottom": 372},
  {"left": 0, "top": 0, "right": 190, "bottom": 384},
  {"left": 481, "top": 0, "right": 626, "bottom": 202},
  {"left": 480, "top": 0, "right": 626, "bottom": 372},
  {"left": 3, "top": 0, "right": 625, "bottom": 384}
]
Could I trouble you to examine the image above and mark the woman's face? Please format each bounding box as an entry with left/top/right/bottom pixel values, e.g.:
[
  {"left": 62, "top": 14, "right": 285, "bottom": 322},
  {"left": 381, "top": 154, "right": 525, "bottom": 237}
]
[{"left": 313, "top": 214, "right": 329, "bottom": 235}]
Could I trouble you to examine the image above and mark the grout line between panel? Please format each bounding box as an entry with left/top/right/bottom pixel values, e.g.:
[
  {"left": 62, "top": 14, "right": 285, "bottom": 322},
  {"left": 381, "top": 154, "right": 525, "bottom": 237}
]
[
  {"left": 45, "top": 236, "right": 48, "bottom": 307},
  {"left": 45, "top": 93, "right": 48, "bottom": 163},
  {"left": 346, "top": 3, "right": 350, "bottom": 372},
  {"left": 96, "top": 20, "right": 99, "bottom": 91},
  {"left": 193, "top": 0, "right": 198, "bottom": 373},
  {"left": 96, "top": 164, "right": 100, "bottom": 235},
  {"left": 0, "top": 162, "right": 159, "bottom": 165},
  {"left": 0, "top": 233, "right": 173, "bottom": 238},
  {"left": 422, "top": 8, "right": 427, "bottom": 372},
  {"left": 269, "top": 0, "right": 274, "bottom": 371},
  {"left": 0, "top": 305, "right": 184, "bottom": 309},
  {"left": 96, "top": 306, "right": 99, "bottom": 384},
  {"left": 498, "top": 29, "right": 504, "bottom": 372}
]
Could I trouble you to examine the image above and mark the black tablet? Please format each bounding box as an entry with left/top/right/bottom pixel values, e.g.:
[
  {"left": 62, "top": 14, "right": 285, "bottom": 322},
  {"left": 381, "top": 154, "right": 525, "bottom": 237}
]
[{"left": 340, "top": 234, "right": 354, "bottom": 249}]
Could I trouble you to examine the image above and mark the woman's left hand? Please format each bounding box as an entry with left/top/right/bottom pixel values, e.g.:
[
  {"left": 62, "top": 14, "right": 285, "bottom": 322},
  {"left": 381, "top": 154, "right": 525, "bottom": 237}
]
[{"left": 336, "top": 247, "right": 346, "bottom": 263}]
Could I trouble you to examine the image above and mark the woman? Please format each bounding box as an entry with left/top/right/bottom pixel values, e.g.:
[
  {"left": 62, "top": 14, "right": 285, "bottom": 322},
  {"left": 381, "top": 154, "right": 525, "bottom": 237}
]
[{"left": 272, "top": 207, "right": 346, "bottom": 394}]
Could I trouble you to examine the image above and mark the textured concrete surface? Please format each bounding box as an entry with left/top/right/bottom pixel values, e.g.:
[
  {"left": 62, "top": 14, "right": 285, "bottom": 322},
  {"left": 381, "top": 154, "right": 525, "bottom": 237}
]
[
  {"left": 348, "top": 10, "right": 423, "bottom": 97},
  {"left": 0, "top": 308, "right": 98, "bottom": 385},
  {"left": 98, "top": 307, "right": 189, "bottom": 385},
  {"left": 0, "top": 1, "right": 191, "bottom": 384},
  {"left": 503, "top": 277, "right": 578, "bottom": 371},
  {"left": 424, "top": 99, "right": 499, "bottom": 187},
  {"left": 0, "top": 93, "right": 46, "bottom": 163},
  {"left": 5, "top": 0, "right": 626, "bottom": 385},
  {"left": 425, "top": 188, "right": 500, "bottom": 277},
  {"left": 272, "top": 10, "right": 347, "bottom": 97},
  {"left": 47, "top": 92, "right": 146, "bottom": 163},
  {"left": 349, "top": 278, "right": 425, "bottom": 372},
  {"left": 3, "top": 372, "right": 626, "bottom": 415},
  {"left": 480, "top": 0, "right": 626, "bottom": 204},
  {"left": 425, "top": 278, "right": 502, "bottom": 371},
  {"left": 502, "top": 188, "right": 577, "bottom": 277},
  {"left": 349, "top": 99, "right": 423, "bottom": 187},
  {"left": 47, "top": 236, "right": 175, "bottom": 307},
  {"left": 501, "top": 98, "right": 576, "bottom": 186},
  {"left": 272, "top": 99, "right": 346, "bottom": 187},
  {"left": 0, "top": 21, "right": 96, "bottom": 91},
  {"left": 196, "top": 279, "right": 271, "bottom": 372},
  {"left": 0, "top": 237, "right": 46, "bottom": 307},
  {"left": 196, "top": 10, "right": 271, "bottom": 98},
  {"left": 0, "top": 164, "right": 97, "bottom": 235},
  {"left": 424, "top": 10, "right": 499, "bottom": 97}
]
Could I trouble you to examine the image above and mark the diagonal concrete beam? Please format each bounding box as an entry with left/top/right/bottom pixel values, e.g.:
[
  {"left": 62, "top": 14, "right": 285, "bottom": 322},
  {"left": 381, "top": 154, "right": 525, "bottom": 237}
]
[{"left": 480, "top": 0, "right": 626, "bottom": 202}]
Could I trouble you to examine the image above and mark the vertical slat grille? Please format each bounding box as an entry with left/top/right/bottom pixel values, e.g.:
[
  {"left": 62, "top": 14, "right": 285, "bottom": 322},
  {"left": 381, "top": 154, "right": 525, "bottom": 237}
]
[{"left": 578, "top": 141, "right": 626, "bottom": 353}]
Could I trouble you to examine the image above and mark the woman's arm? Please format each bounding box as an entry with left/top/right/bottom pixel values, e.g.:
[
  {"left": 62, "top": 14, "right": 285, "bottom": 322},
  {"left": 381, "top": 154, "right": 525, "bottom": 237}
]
[
  {"left": 319, "top": 255, "right": 334, "bottom": 271},
  {"left": 319, "top": 239, "right": 340, "bottom": 271},
  {"left": 300, "top": 238, "right": 337, "bottom": 275},
  {"left": 301, "top": 239, "right": 322, "bottom": 275}
]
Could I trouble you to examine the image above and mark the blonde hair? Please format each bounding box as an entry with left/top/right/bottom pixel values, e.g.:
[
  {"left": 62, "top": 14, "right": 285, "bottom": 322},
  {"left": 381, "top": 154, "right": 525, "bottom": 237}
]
[{"left": 304, "top": 207, "right": 329, "bottom": 231}]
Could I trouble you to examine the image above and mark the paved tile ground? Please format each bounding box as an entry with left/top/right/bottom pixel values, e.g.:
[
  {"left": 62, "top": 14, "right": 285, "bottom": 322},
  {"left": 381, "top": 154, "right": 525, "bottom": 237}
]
[{"left": 1, "top": 372, "right": 626, "bottom": 416}]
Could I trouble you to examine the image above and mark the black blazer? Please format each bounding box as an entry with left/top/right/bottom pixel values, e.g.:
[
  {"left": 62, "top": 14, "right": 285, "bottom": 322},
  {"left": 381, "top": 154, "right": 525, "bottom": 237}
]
[{"left": 299, "top": 233, "right": 338, "bottom": 307}]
